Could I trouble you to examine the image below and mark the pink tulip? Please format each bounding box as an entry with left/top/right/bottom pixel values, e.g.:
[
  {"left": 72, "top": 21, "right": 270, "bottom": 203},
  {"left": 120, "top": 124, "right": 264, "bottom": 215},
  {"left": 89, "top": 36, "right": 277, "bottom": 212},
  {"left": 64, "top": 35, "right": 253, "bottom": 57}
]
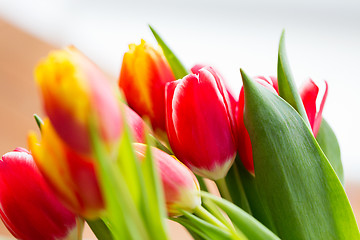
[
  {"left": 0, "top": 148, "right": 82, "bottom": 240},
  {"left": 166, "top": 66, "right": 237, "bottom": 180},
  {"left": 133, "top": 143, "right": 201, "bottom": 216}
]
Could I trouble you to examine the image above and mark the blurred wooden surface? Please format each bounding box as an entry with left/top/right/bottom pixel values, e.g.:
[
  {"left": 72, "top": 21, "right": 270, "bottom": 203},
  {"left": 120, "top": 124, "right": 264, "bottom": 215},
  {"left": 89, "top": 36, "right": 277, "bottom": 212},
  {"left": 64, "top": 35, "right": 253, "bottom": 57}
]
[{"left": 0, "top": 18, "right": 358, "bottom": 238}]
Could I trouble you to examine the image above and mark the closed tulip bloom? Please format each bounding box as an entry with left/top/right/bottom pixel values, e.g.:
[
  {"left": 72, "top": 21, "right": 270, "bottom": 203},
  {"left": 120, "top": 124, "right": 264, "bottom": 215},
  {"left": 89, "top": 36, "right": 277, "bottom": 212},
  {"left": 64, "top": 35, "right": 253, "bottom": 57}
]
[
  {"left": 166, "top": 66, "right": 237, "bottom": 180},
  {"left": 28, "top": 120, "right": 103, "bottom": 219},
  {"left": 133, "top": 143, "right": 201, "bottom": 216},
  {"left": 35, "top": 46, "right": 121, "bottom": 154},
  {"left": 237, "top": 76, "right": 328, "bottom": 173},
  {"left": 119, "top": 40, "right": 175, "bottom": 134},
  {"left": 0, "top": 148, "right": 82, "bottom": 240}
]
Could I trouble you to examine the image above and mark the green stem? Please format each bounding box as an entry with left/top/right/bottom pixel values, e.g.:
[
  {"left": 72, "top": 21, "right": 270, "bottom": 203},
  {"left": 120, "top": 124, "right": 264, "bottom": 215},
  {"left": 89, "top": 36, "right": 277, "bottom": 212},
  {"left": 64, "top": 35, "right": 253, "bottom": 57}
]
[
  {"left": 193, "top": 205, "right": 246, "bottom": 240},
  {"left": 215, "top": 177, "right": 233, "bottom": 203},
  {"left": 202, "top": 198, "right": 230, "bottom": 227},
  {"left": 225, "top": 163, "right": 252, "bottom": 214},
  {"left": 194, "top": 205, "right": 227, "bottom": 231},
  {"left": 196, "top": 175, "right": 209, "bottom": 192}
]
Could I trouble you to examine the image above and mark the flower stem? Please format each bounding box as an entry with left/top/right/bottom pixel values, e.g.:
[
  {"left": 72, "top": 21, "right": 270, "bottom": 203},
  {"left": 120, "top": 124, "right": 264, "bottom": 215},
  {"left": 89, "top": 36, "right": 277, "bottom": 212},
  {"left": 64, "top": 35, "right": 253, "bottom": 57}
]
[
  {"left": 215, "top": 177, "right": 233, "bottom": 203},
  {"left": 194, "top": 205, "right": 227, "bottom": 231}
]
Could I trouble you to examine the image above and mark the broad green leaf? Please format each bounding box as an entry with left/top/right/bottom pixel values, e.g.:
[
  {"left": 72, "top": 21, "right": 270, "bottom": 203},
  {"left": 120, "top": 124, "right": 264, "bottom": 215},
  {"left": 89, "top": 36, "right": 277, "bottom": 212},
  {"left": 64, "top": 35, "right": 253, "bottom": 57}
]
[
  {"left": 149, "top": 25, "right": 188, "bottom": 79},
  {"left": 241, "top": 69, "right": 359, "bottom": 239},
  {"left": 277, "top": 30, "right": 310, "bottom": 127},
  {"left": 140, "top": 136, "right": 169, "bottom": 240},
  {"left": 202, "top": 192, "right": 279, "bottom": 240},
  {"left": 316, "top": 118, "right": 344, "bottom": 184},
  {"left": 86, "top": 218, "right": 114, "bottom": 240}
]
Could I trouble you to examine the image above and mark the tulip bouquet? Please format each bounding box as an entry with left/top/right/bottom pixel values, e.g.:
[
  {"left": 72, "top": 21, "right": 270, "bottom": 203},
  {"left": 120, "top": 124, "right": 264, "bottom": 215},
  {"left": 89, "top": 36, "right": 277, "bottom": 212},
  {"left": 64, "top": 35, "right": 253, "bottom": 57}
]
[{"left": 0, "top": 26, "right": 359, "bottom": 240}]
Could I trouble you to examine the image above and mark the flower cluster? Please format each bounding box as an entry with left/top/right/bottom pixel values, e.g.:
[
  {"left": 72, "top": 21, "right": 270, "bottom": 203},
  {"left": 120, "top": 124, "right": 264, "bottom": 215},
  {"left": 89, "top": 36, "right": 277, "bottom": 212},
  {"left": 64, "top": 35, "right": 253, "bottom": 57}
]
[{"left": 0, "top": 28, "right": 357, "bottom": 240}]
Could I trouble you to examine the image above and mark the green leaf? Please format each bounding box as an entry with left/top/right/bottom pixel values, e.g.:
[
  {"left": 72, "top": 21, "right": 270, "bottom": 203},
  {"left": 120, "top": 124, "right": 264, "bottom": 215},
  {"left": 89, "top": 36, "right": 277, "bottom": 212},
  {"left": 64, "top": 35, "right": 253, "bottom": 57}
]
[
  {"left": 202, "top": 192, "right": 279, "bottom": 240},
  {"left": 33, "top": 114, "right": 43, "bottom": 131},
  {"left": 241, "top": 69, "right": 360, "bottom": 239},
  {"left": 115, "top": 124, "right": 143, "bottom": 207},
  {"left": 316, "top": 118, "right": 344, "bottom": 184},
  {"left": 149, "top": 25, "right": 188, "bottom": 79},
  {"left": 140, "top": 135, "right": 169, "bottom": 240},
  {"left": 90, "top": 118, "right": 150, "bottom": 240},
  {"left": 277, "top": 30, "right": 310, "bottom": 127},
  {"left": 86, "top": 218, "right": 114, "bottom": 240}
]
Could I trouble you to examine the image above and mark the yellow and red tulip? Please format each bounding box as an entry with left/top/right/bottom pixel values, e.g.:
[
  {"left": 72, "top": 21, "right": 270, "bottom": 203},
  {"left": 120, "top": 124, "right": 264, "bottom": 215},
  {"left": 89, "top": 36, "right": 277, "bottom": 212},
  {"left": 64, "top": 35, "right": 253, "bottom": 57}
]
[
  {"left": 133, "top": 143, "right": 201, "bottom": 217},
  {"left": 166, "top": 66, "right": 237, "bottom": 180},
  {"left": 28, "top": 120, "right": 104, "bottom": 219},
  {"left": 236, "top": 76, "right": 328, "bottom": 173},
  {"left": 35, "top": 46, "right": 122, "bottom": 154},
  {"left": 119, "top": 40, "right": 175, "bottom": 134},
  {"left": 0, "top": 148, "right": 83, "bottom": 240}
]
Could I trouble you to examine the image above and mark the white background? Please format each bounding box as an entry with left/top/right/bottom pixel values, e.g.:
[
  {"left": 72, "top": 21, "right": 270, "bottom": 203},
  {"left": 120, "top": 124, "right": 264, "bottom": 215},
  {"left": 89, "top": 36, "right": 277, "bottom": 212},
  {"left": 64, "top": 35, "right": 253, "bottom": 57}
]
[{"left": 1, "top": 0, "right": 359, "bottom": 181}]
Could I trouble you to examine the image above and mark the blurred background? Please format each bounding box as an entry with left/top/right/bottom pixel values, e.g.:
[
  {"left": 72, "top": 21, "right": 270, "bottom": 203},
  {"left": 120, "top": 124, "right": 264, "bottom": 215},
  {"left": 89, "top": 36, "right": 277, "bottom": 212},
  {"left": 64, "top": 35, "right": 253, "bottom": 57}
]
[{"left": 0, "top": 0, "right": 359, "bottom": 238}]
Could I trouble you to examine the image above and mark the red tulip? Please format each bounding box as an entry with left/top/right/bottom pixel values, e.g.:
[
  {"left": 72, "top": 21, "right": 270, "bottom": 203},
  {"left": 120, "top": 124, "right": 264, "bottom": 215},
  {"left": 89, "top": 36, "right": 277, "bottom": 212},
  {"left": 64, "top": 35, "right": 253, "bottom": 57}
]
[
  {"left": 119, "top": 40, "right": 175, "bottom": 135},
  {"left": 0, "top": 148, "right": 82, "bottom": 240},
  {"left": 191, "top": 64, "right": 238, "bottom": 118},
  {"left": 133, "top": 143, "right": 201, "bottom": 216},
  {"left": 237, "top": 76, "right": 328, "bottom": 173},
  {"left": 166, "top": 66, "right": 237, "bottom": 180}
]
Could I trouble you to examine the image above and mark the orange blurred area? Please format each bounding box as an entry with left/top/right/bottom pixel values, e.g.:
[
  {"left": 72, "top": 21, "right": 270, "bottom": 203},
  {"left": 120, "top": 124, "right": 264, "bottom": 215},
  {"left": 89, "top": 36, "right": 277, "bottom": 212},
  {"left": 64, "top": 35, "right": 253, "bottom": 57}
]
[{"left": 0, "top": 18, "right": 358, "bottom": 238}]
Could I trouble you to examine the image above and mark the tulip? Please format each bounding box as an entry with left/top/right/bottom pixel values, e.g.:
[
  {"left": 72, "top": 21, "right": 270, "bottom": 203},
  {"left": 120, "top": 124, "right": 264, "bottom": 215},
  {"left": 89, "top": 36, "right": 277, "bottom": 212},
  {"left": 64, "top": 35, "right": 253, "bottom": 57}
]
[
  {"left": 119, "top": 39, "right": 175, "bottom": 134},
  {"left": 35, "top": 46, "right": 122, "bottom": 154},
  {"left": 133, "top": 143, "right": 201, "bottom": 216},
  {"left": 299, "top": 78, "right": 328, "bottom": 136},
  {"left": 28, "top": 120, "right": 104, "bottom": 219},
  {"left": 166, "top": 66, "right": 237, "bottom": 180},
  {"left": 237, "top": 76, "right": 328, "bottom": 173},
  {"left": 191, "top": 64, "right": 238, "bottom": 117},
  {"left": 0, "top": 148, "right": 83, "bottom": 240}
]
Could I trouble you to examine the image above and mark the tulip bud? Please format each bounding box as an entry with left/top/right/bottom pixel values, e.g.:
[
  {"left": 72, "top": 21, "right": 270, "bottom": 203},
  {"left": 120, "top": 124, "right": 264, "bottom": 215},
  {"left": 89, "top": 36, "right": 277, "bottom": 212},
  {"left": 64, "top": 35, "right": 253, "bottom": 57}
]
[
  {"left": 28, "top": 120, "right": 104, "bottom": 219},
  {"left": 0, "top": 148, "right": 82, "bottom": 240},
  {"left": 119, "top": 40, "right": 175, "bottom": 134},
  {"left": 133, "top": 143, "right": 201, "bottom": 216},
  {"left": 166, "top": 66, "right": 237, "bottom": 180},
  {"left": 35, "top": 46, "right": 122, "bottom": 154}
]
